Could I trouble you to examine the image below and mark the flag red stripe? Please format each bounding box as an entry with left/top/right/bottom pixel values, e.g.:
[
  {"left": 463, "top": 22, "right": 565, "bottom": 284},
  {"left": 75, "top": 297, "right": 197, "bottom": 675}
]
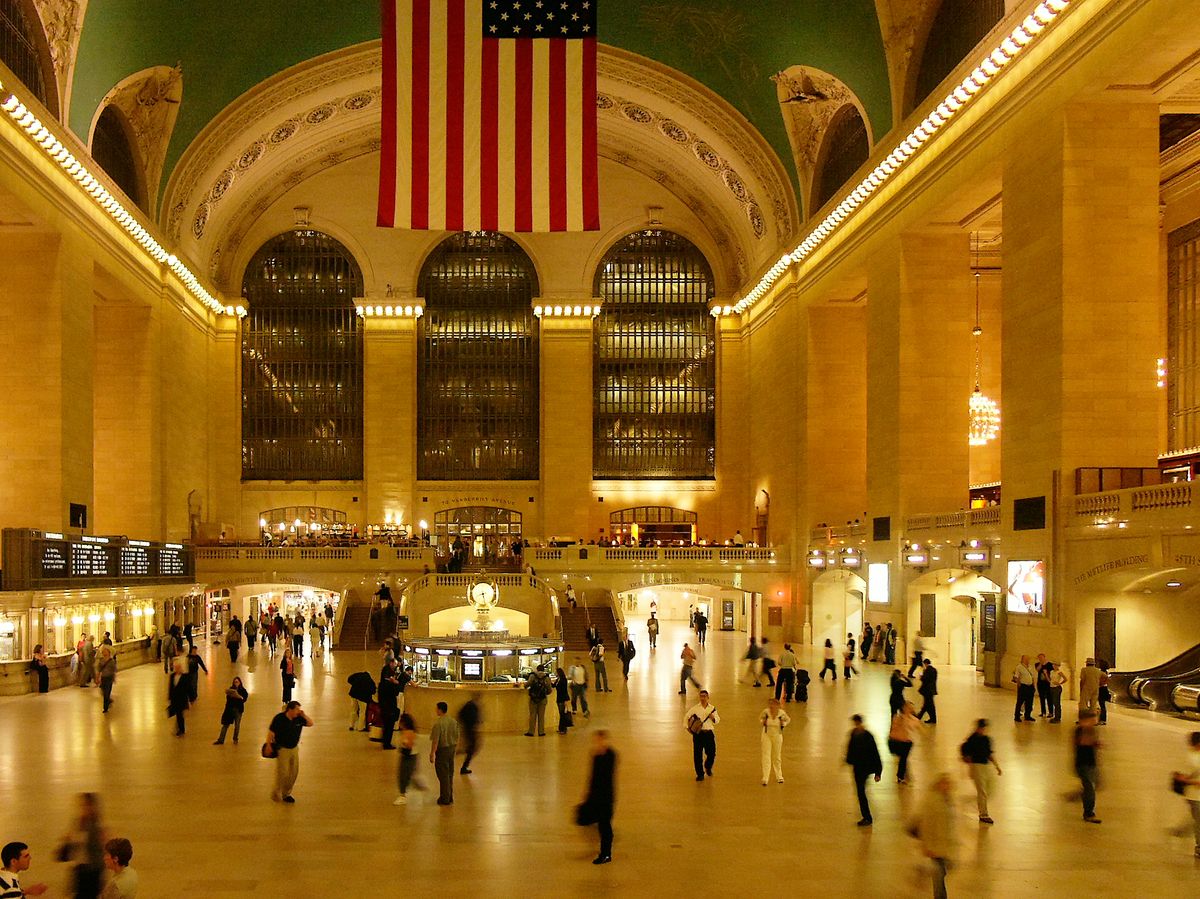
[
  {"left": 377, "top": 0, "right": 398, "bottom": 227},
  {"left": 444, "top": 0, "right": 465, "bottom": 231},
  {"left": 480, "top": 37, "right": 499, "bottom": 231},
  {"left": 513, "top": 39, "right": 533, "bottom": 233},
  {"left": 410, "top": 0, "right": 430, "bottom": 230},
  {"left": 548, "top": 39, "right": 567, "bottom": 233},
  {"left": 581, "top": 37, "right": 598, "bottom": 231}
]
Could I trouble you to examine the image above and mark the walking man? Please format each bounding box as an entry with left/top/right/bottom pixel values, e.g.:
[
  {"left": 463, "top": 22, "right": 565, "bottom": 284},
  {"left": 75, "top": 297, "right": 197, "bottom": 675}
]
[
  {"left": 617, "top": 634, "right": 636, "bottom": 681},
  {"left": 430, "top": 702, "right": 461, "bottom": 806},
  {"left": 775, "top": 643, "right": 797, "bottom": 701},
  {"left": 577, "top": 730, "right": 617, "bottom": 865},
  {"left": 907, "top": 774, "right": 959, "bottom": 899},
  {"left": 916, "top": 659, "right": 939, "bottom": 724},
  {"left": 569, "top": 660, "right": 591, "bottom": 717},
  {"left": 1079, "top": 658, "right": 1102, "bottom": 717},
  {"left": 1074, "top": 710, "right": 1103, "bottom": 823},
  {"left": 695, "top": 610, "right": 708, "bottom": 647},
  {"left": 679, "top": 643, "right": 701, "bottom": 695},
  {"left": 685, "top": 690, "right": 719, "bottom": 781},
  {"left": 458, "top": 694, "right": 482, "bottom": 773},
  {"left": 267, "top": 700, "right": 313, "bottom": 803},
  {"left": 525, "top": 664, "right": 552, "bottom": 736},
  {"left": 377, "top": 658, "right": 401, "bottom": 750},
  {"left": 96, "top": 644, "right": 117, "bottom": 714},
  {"left": 1013, "top": 655, "right": 1036, "bottom": 722},
  {"left": 591, "top": 641, "right": 611, "bottom": 691},
  {"left": 907, "top": 633, "right": 926, "bottom": 677},
  {"left": 646, "top": 613, "right": 659, "bottom": 649},
  {"left": 845, "top": 714, "right": 883, "bottom": 826},
  {"left": 960, "top": 719, "right": 1002, "bottom": 824}
]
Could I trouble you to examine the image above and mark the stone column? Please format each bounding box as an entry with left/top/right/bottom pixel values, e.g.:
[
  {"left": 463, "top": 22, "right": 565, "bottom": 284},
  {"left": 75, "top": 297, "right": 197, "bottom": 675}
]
[
  {"left": 539, "top": 313, "right": 593, "bottom": 540},
  {"left": 206, "top": 315, "right": 241, "bottom": 534},
  {"left": 0, "top": 232, "right": 94, "bottom": 531},
  {"left": 715, "top": 313, "right": 750, "bottom": 540},
  {"left": 363, "top": 316, "right": 418, "bottom": 532}
]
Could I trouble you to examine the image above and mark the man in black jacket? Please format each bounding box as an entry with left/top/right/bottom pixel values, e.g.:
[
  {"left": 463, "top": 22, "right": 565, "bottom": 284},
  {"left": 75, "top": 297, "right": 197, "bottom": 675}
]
[
  {"left": 346, "top": 670, "right": 376, "bottom": 732},
  {"left": 377, "top": 659, "right": 401, "bottom": 749},
  {"left": 579, "top": 730, "right": 617, "bottom": 864},
  {"left": 845, "top": 714, "right": 883, "bottom": 826},
  {"left": 916, "top": 659, "right": 939, "bottom": 724}
]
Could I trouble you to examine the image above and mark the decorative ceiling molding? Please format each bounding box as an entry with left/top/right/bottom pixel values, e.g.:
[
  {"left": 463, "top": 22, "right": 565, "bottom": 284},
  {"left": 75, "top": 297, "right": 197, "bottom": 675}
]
[
  {"left": 161, "top": 41, "right": 791, "bottom": 291},
  {"left": 873, "top": 0, "right": 940, "bottom": 124},
  {"left": 90, "top": 64, "right": 182, "bottom": 212},
  {"left": 770, "top": 66, "right": 870, "bottom": 220},
  {"left": 31, "top": 0, "right": 87, "bottom": 119}
]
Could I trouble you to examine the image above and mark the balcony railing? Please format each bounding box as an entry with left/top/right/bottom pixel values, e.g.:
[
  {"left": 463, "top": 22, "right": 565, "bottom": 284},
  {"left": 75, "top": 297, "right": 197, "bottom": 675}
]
[
  {"left": 195, "top": 545, "right": 438, "bottom": 565},
  {"left": 1073, "top": 482, "right": 1193, "bottom": 521},
  {"left": 905, "top": 507, "right": 1001, "bottom": 533},
  {"left": 529, "top": 546, "right": 777, "bottom": 565}
]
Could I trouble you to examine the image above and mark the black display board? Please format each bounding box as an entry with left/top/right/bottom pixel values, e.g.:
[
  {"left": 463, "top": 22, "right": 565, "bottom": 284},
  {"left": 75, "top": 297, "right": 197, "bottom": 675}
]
[{"left": 2, "top": 529, "right": 195, "bottom": 589}]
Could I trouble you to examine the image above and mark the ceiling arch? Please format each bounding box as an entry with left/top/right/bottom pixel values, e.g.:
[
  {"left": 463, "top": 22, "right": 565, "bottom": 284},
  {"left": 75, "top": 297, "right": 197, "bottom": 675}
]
[{"left": 161, "top": 42, "right": 796, "bottom": 295}]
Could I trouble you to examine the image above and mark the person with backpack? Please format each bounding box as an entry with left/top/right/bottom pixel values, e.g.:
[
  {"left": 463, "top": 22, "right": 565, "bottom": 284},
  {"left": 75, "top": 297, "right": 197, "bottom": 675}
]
[
  {"left": 685, "top": 690, "right": 720, "bottom": 781},
  {"left": 569, "top": 660, "right": 591, "bottom": 717},
  {"left": 525, "top": 665, "right": 553, "bottom": 736},
  {"left": 591, "top": 641, "right": 611, "bottom": 692},
  {"left": 616, "top": 635, "right": 636, "bottom": 681}
]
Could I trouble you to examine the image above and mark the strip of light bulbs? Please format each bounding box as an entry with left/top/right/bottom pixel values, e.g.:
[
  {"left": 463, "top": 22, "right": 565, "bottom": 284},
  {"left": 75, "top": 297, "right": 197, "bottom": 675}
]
[
  {"left": 534, "top": 304, "right": 602, "bottom": 318},
  {"left": 730, "top": 0, "right": 1074, "bottom": 315},
  {"left": 356, "top": 304, "right": 425, "bottom": 317},
  {"left": 0, "top": 80, "right": 239, "bottom": 317}
]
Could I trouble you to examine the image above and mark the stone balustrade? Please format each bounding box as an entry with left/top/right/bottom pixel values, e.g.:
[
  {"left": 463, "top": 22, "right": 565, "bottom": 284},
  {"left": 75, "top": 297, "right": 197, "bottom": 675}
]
[{"left": 1073, "top": 482, "right": 1193, "bottom": 521}]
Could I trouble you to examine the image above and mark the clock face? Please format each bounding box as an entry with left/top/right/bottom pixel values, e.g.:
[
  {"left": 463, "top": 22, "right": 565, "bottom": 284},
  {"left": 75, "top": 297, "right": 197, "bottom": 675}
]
[{"left": 471, "top": 582, "right": 496, "bottom": 607}]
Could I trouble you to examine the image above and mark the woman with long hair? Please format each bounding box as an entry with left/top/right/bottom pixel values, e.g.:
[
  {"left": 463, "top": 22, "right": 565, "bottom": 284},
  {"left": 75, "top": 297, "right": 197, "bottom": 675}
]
[
  {"left": 214, "top": 676, "right": 249, "bottom": 745},
  {"left": 280, "top": 646, "right": 297, "bottom": 707},
  {"left": 554, "top": 666, "right": 572, "bottom": 734},
  {"left": 393, "top": 712, "right": 424, "bottom": 804},
  {"left": 167, "top": 657, "right": 190, "bottom": 736},
  {"left": 30, "top": 643, "right": 50, "bottom": 693}
]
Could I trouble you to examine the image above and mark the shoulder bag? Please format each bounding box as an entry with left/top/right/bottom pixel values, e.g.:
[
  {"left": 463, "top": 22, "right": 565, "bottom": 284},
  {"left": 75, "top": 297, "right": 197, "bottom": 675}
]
[{"left": 687, "top": 707, "right": 714, "bottom": 735}]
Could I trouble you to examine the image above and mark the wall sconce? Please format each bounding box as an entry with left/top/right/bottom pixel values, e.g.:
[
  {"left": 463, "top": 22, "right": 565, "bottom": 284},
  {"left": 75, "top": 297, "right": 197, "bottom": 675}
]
[
  {"left": 807, "top": 549, "right": 826, "bottom": 568},
  {"left": 840, "top": 548, "right": 862, "bottom": 569}
]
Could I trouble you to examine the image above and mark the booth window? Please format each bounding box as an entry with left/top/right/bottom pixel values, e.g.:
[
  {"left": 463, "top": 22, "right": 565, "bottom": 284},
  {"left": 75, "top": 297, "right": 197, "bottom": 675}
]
[
  {"left": 1168, "top": 219, "right": 1200, "bottom": 450},
  {"left": 0, "top": 0, "right": 53, "bottom": 114},
  {"left": 593, "top": 230, "right": 716, "bottom": 479},
  {"left": 241, "top": 230, "right": 364, "bottom": 480},
  {"left": 417, "top": 231, "right": 540, "bottom": 480},
  {"left": 91, "top": 106, "right": 145, "bottom": 211},
  {"left": 910, "top": 0, "right": 1004, "bottom": 114},
  {"left": 812, "top": 105, "right": 870, "bottom": 212}
]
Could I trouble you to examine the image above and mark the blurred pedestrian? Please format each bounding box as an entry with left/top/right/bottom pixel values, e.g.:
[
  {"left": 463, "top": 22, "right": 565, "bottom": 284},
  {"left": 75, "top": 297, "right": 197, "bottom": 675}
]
[
  {"left": 1171, "top": 731, "right": 1200, "bottom": 858},
  {"left": 458, "top": 694, "right": 482, "bottom": 773},
  {"left": 393, "top": 713, "right": 423, "bottom": 805},
  {"left": 1074, "top": 710, "right": 1102, "bottom": 823},
  {"left": 845, "top": 714, "right": 882, "bottom": 826},
  {"left": 96, "top": 645, "right": 117, "bottom": 714},
  {"left": 576, "top": 730, "right": 616, "bottom": 865},
  {"left": 888, "top": 701, "right": 920, "bottom": 785},
  {"left": 167, "top": 657, "right": 190, "bottom": 736},
  {"left": 57, "top": 792, "right": 105, "bottom": 898},
  {"left": 906, "top": 773, "right": 958, "bottom": 899},
  {"left": 185, "top": 645, "right": 207, "bottom": 703}
]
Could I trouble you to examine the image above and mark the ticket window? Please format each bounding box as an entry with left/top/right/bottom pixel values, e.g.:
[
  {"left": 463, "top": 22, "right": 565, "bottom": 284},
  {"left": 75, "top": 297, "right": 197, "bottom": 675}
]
[{"left": 0, "top": 617, "right": 19, "bottom": 661}]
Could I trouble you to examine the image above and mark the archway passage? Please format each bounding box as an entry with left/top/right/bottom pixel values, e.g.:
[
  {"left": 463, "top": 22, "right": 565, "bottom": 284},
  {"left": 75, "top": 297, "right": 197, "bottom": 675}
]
[
  {"left": 811, "top": 570, "right": 866, "bottom": 654},
  {"left": 609, "top": 506, "right": 696, "bottom": 543},
  {"left": 433, "top": 506, "right": 523, "bottom": 562},
  {"left": 905, "top": 569, "right": 1002, "bottom": 668}
]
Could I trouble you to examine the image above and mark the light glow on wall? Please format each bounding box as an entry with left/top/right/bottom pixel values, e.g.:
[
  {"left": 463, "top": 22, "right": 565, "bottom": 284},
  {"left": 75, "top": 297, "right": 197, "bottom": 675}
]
[
  {"left": 1006, "top": 560, "right": 1046, "bottom": 614},
  {"left": 867, "top": 562, "right": 890, "bottom": 603}
]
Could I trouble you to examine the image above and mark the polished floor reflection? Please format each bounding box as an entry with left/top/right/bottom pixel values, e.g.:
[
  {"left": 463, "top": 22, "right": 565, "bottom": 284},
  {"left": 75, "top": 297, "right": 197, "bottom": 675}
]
[{"left": 1, "top": 621, "right": 1198, "bottom": 897}]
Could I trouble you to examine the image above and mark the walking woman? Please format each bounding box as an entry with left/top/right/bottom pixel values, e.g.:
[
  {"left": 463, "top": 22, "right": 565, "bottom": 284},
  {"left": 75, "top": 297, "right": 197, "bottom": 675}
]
[
  {"left": 244, "top": 614, "right": 258, "bottom": 652},
  {"left": 57, "top": 792, "right": 105, "bottom": 898},
  {"left": 889, "top": 701, "right": 920, "bottom": 784},
  {"left": 555, "top": 666, "right": 572, "bottom": 734},
  {"left": 214, "top": 677, "right": 249, "bottom": 745},
  {"left": 393, "top": 713, "right": 422, "bottom": 804},
  {"left": 819, "top": 639, "right": 838, "bottom": 681},
  {"left": 266, "top": 616, "right": 278, "bottom": 655},
  {"left": 30, "top": 644, "right": 50, "bottom": 693},
  {"left": 167, "top": 657, "right": 190, "bottom": 736},
  {"left": 890, "top": 669, "right": 913, "bottom": 716},
  {"left": 759, "top": 697, "right": 791, "bottom": 785},
  {"left": 280, "top": 646, "right": 297, "bottom": 706},
  {"left": 186, "top": 645, "right": 208, "bottom": 702}
]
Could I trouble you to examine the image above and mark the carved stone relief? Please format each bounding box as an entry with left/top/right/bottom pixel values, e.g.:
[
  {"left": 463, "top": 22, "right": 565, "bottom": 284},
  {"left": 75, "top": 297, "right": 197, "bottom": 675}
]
[
  {"left": 96, "top": 65, "right": 183, "bottom": 209},
  {"left": 31, "top": 0, "right": 87, "bottom": 116}
]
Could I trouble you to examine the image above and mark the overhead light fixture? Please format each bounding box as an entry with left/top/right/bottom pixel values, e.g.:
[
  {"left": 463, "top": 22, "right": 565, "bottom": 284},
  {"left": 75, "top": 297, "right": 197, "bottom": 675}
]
[
  {"left": 1167, "top": 580, "right": 1182, "bottom": 588},
  {"left": 968, "top": 233, "right": 1000, "bottom": 446}
]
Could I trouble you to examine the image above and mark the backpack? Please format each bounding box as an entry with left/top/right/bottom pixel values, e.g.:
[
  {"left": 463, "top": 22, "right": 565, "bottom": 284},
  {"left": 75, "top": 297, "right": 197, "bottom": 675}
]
[
  {"left": 589, "top": 646, "right": 600, "bottom": 662},
  {"left": 529, "top": 675, "right": 551, "bottom": 701},
  {"left": 626, "top": 642, "right": 636, "bottom": 659}
]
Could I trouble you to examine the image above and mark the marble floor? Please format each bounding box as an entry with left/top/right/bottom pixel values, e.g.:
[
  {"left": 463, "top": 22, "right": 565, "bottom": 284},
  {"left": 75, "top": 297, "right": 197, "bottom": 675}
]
[{"left": 1, "top": 620, "right": 1198, "bottom": 897}]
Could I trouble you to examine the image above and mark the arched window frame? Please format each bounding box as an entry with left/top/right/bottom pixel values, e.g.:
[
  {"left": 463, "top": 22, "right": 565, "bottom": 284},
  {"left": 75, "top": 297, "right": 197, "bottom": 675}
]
[
  {"left": 0, "top": 0, "right": 58, "bottom": 116},
  {"left": 417, "top": 231, "right": 541, "bottom": 481},
  {"left": 593, "top": 229, "right": 717, "bottom": 480},
  {"left": 240, "top": 230, "right": 365, "bottom": 481},
  {"left": 90, "top": 104, "right": 146, "bottom": 211},
  {"left": 811, "top": 104, "right": 870, "bottom": 214}
]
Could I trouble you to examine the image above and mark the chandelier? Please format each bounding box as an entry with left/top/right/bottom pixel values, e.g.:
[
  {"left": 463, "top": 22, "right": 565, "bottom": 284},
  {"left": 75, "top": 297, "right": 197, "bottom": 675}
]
[{"left": 968, "top": 234, "right": 1000, "bottom": 446}]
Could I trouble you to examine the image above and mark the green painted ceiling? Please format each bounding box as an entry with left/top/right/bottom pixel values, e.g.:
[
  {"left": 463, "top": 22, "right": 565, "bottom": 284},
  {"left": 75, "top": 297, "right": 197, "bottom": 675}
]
[{"left": 69, "top": 0, "right": 892, "bottom": 201}]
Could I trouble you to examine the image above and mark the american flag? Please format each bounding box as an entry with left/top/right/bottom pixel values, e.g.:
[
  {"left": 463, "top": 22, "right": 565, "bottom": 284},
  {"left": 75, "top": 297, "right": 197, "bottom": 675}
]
[{"left": 378, "top": 0, "right": 599, "bottom": 232}]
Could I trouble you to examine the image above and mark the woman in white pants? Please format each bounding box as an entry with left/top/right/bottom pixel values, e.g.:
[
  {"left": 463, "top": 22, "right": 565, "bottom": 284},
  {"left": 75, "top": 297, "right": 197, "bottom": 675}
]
[{"left": 760, "top": 698, "right": 791, "bottom": 785}]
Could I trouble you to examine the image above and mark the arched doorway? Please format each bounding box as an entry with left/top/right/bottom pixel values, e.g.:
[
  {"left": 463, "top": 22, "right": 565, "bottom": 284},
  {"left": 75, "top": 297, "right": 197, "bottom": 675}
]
[
  {"left": 905, "top": 569, "right": 1002, "bottom": 668},
  {"left": 811, "top": 570, "right": 866, "bottom": 651},
  {"left": 433, "top": 506, "right": 522, "bottom": 560}
]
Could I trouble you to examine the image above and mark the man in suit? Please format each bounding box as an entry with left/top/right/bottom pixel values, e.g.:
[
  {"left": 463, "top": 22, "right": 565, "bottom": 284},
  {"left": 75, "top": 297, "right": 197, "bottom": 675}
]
[
  {"left": 916, "top": 658, "right": 939, "bottom": 724},
  {"left": 845, "top": 714, "right": 883, "bottom": 826},
  {"left": 580, "top": 730, "right": 617, "bottom": 864},
  {"left": 616, "top": 635, "right": 636, "bottom": 681},
  {"left": 585, "top": 624, "right": 599, "bottom": 648},
  {"left": 377, "top": 658, "right": 401, "bottom": 750}
]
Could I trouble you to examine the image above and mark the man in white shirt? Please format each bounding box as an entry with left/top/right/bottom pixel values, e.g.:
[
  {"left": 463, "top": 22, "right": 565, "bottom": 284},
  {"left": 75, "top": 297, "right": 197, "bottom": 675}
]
[
  {"left": 590, "top": 641, "right": 611, "bottom": 691},
  {"left": 569, "top": 662, "right": 590, "bottom": 717},
  {"left": 684, "top": 690, "right": 720, "bottom": 781},
  {"left": 1, "top": 842, "right": 48, "bottom": 898},
  {"left": 100, "top": 838, "right": 138, "bottom": 898},
  {"left": 1013, "top": 655, "right": 1037, "bottom": 722},
  {"left": 775, "top": 643, "right": 798, "bottom": 702}
]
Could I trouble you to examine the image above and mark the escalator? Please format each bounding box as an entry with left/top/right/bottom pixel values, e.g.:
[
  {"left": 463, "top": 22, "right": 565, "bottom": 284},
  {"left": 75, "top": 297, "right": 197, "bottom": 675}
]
[{"left": 1109, "top": 641, "right": 1200, "bottom": 712}]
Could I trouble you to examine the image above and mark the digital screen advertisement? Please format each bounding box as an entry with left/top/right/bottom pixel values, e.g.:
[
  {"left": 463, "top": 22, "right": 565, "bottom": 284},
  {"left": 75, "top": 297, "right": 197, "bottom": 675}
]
[
  {"left": 1006, "top": 560, "right": 1046, "bottom": 614},
  {"left": 868, "top": 562, "right": 890, "bottom": 604}
]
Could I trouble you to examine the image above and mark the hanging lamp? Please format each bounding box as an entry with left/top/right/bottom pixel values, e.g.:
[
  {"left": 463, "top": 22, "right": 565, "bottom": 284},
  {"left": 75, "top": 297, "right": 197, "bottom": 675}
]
[{"left": 968, "top": 234, "right": 1000, "bottom": 446}]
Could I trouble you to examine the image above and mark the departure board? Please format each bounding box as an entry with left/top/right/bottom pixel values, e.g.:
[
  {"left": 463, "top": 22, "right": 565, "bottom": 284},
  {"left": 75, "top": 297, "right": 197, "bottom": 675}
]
[{"left": 1, "top": 529, "right": 195, "bottom": 589}]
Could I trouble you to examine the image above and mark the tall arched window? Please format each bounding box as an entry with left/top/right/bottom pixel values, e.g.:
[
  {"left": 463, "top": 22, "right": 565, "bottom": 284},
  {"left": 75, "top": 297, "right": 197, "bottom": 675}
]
[
  {"left": 812, "top": 105, "right": 870, "bottom": 212},
  {"left": 594, "top": 230, "right": 716, "bottom": 479},
  {"left": 241, "top": 230, "right": 364, "bottom": 481},
  {"left": 0, "top": 0, "right": 53, "bottom": 113},
  {"left": 418, "top": 231, "right": 540, "bottom": 480},
  {"left": 92, "top": 106, "right": 145, "bottom": 211},
  {"left": 911, "top": 0, "right": 1004, "bottom": 112}
]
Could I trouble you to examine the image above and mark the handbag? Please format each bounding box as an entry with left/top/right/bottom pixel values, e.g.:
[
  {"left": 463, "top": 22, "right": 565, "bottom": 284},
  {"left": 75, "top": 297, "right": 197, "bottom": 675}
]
[
  {"left": 687, "top": 708, "right": 714, "bottom": 735},
  {"left": 1172, "top": 774, "right": 1188, "bottom": 795},
  {"left": 575, "top": 801, "right": 597, "bottom": 827},
  {"left": 261, "top": 742, "right": 277, "bottom": 759},
  {"left": 562, "top": 709, "right": 574, "bottom": 728}
]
